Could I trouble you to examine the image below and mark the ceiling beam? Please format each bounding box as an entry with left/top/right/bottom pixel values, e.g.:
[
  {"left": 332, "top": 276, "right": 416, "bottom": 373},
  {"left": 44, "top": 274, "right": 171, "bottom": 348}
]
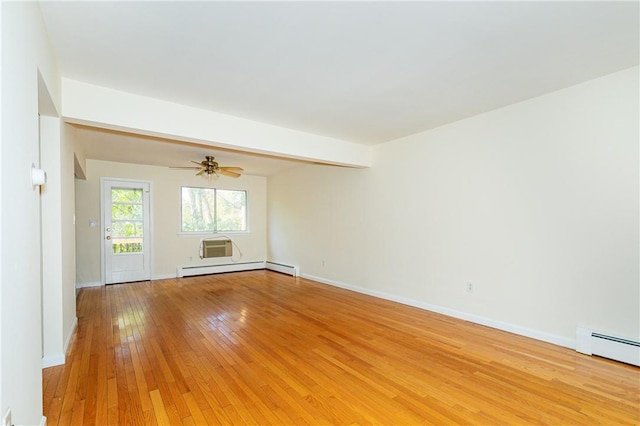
[{"left": 61, "top": 78, "right": 371, "bottom": 168}]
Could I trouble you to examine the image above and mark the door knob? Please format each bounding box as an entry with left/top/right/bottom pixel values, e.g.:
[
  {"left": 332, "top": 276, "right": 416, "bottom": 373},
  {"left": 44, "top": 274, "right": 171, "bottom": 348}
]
[
  {"left": 106, "top": 227, "right": 111, "bottom": 232},
  {"left": 106, "top": 236, "right": 112, "bottom": 240}
]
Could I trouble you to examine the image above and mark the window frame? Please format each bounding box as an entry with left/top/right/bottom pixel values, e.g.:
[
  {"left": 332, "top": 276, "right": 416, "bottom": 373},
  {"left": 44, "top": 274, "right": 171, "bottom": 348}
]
[{"left": 179, "top": 186, "right": 249, "bottom": 235}]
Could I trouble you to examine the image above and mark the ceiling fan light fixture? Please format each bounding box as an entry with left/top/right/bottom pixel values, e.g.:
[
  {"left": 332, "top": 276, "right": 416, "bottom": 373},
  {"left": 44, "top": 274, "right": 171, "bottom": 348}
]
[{"left": 170, "top": 155, "right": 244, "bottom": 179}]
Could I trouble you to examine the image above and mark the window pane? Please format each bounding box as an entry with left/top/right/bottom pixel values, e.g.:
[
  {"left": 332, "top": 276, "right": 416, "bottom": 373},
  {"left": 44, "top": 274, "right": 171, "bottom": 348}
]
[
  {"left": 181, "top": 187, "right": 216, "bottom": 232},
  {"left": 112, "top": 221, "right": 143, "bottom": 237},
  {"left": 112, "top": 238, "right": 143, "bottom": 254},
  {"left": 111, "top": 188, "right": 144, "bottom": 253},
  {"left": 181, "top": 187, "right": 248, "bottom": 233},
  {"left": 112, "top": 203, "right": 143, "bottom": 220},
  {"left": 112, "top": 188, "right": 142, "bottom": 203},
  {"left": 216, "top": 189, "right": 247, "bottom": 231}
]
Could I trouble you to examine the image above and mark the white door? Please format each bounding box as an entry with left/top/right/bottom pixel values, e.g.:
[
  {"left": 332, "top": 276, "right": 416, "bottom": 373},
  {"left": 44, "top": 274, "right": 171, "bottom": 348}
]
[{"left": 102, "top": 179, "right": 151, "bottom": 284}]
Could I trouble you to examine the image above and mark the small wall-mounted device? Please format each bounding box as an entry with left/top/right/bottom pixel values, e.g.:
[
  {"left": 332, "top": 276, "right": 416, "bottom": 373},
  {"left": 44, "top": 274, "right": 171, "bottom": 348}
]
[{"left": 31, "top": 165, "right": 47, "bottom": 187}]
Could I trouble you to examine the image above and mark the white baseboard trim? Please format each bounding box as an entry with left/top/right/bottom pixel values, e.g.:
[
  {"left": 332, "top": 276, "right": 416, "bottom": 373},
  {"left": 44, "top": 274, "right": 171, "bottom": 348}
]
[
  {"left": 41, "top": 415, "right": 47, "bottom": 426},
  {"left": 78, "top": 264, "right": 298, "bottom": 286},
  {"left": 64, "top": 317, "right": 78, "bottom": 354},
  {"left": 301, "top": 273, "right": 574, "bottom": 350},
  {"left": 76, "top": 281, "right": 102, "bottom": 289},
  {"left": 41, "top": 354, "right": 65, "bottom": 369},
  {"left": 43, "top": 317, "right": 78, "bottom": 368},
  {"left": 77, "top": 275, "right": 176, "bottom": 286},
  {"left": 152, "top": 273, "right": 176, "bottom": 281},
  {"left": 177, "top": 261, "right": 266, "bottom": 278}
]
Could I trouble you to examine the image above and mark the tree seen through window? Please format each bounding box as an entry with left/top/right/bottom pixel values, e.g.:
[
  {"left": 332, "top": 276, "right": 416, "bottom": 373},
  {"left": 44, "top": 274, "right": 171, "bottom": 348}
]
[{"left": 181, "top": 187, "right": 247, "bottom": 232}]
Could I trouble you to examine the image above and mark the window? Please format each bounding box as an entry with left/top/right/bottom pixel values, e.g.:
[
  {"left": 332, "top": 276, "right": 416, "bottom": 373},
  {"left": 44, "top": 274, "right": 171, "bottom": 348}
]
[
  {"left": 181, "top": 187, "right": 247, "bottom": 233},
  {"left": 111, "top": 188, "right": 144, "bottom": 253}
]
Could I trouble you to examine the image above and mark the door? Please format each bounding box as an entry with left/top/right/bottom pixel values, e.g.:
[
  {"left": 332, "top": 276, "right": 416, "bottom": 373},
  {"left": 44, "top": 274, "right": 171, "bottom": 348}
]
[{"left": 102, "top": 179, "right": 151, "bottom": 284}]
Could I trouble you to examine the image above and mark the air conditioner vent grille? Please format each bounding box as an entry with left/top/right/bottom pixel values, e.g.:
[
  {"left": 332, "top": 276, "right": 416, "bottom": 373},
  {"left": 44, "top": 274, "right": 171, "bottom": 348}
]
[{"left": 200, "top": 239, "right": 232, "bottom": 259}]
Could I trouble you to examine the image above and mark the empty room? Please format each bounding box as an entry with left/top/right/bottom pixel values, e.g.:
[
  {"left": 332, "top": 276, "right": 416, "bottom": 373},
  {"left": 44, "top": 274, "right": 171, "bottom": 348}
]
[{"left": 1, "top": 1, "right": 639, "bottom": 425}]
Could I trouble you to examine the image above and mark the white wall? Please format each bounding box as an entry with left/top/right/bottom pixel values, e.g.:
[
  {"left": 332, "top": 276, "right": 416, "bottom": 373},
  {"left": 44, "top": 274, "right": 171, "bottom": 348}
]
[
  {"left": 62, "top": 79, "right": 371, "bottom": 168},
  {"left": 76, "top": 159, "right": 267, "bottom": 284},
  {"left": 268, "top": 67, "right": 640, "bottom": 347},
  {"left": 1, "top": 2, "right": 61, "bottom": 424},
  {"left": 1, "top": 3, "right": 4, "bottom": 415},
  {"left": 73, "top": 125, "right": 87, "bottom": 179},
  {"left": 61, "top": 123, "right": 77, "bottom": 361},
  {"left": 40, "top": 117, "right": 77, "bottom": 369},
  {"left": 41, "top": 116, "right": 64, "bottom": 365}
]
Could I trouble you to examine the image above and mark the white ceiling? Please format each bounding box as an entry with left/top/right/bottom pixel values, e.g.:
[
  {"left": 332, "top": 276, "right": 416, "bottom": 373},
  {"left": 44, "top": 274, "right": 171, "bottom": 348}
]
[{"left": 40, "top": 1, "right": 639, "bottom": 175}]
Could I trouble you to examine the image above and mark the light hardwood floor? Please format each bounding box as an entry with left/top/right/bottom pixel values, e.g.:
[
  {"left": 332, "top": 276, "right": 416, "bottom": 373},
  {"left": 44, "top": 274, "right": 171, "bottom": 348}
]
[{"left": 44, "top": 271, "right": 639, "bottom": 425}]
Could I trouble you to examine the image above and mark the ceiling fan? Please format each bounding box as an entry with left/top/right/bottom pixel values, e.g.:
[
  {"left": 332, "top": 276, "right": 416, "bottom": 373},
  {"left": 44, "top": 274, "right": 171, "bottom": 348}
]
[{"left": 171, "top": 155, "right": 244, "bottom": 178}]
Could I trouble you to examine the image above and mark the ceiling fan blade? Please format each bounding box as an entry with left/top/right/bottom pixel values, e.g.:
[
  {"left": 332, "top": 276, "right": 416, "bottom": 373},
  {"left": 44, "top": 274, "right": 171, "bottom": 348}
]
[
  {"left": 217, "top": 169, "right": 241, "bottom": 178},
  {"left": 173, "top": 157, "right": 241, "bottom": 177},
  {"left": 219, "top": 167, "right": 244, "bottom": 173}
]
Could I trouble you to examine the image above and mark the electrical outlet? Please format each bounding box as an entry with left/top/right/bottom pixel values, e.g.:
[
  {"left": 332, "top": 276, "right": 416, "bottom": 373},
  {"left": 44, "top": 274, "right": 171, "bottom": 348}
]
[
  {"left": 466, "top": 281, "right": 474, "bottom": 293},
  {"left": 2, "top": 408, "right": 11, "bottom": 426}
]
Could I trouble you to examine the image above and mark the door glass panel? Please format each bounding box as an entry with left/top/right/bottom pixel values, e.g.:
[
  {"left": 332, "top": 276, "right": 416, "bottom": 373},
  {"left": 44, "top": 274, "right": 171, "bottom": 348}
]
[
  {"left": 111, "top": 188, "right": 144, "bottom": 254},
  {"left": 112, "top": 188, "right": 143, "bottom": 203},
  {"left": 112, "top": 221, "right": 143, "bottom": 237},
  {"left": 112, "top": 204, "right": 143, "bottom": 220}
]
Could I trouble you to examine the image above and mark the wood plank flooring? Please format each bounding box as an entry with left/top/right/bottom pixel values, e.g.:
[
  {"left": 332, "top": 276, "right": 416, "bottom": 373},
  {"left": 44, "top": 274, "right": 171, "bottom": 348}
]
[{"left": 44, "top": 271, "right": 639, "bottom": 425}]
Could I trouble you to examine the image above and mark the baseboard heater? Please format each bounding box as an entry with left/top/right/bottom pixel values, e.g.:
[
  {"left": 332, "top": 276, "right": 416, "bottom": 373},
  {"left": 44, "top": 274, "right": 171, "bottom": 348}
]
[
  {"left": 265, "top": 261, "right": 298, "bottom": 277},
  {"left": 176, "top": 261, "right": 298, "bottom": 278},
  {"left": 576, "top": 327, "right": 640, "bottom": 367},
  {"left": 176, "top": 261, "right": 266, "bottom": 278}
]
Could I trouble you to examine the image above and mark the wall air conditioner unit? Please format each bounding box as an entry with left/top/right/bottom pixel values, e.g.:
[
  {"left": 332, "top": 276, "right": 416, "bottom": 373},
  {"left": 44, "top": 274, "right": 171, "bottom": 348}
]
[{"left": 200, "top": 239, "right": 232, "bottom": 259}]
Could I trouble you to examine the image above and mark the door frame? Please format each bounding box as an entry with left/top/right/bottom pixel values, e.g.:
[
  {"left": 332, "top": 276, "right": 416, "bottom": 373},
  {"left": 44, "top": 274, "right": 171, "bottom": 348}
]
[{"left": 100, "top": 177, "right": 153, "bottom": 284}]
